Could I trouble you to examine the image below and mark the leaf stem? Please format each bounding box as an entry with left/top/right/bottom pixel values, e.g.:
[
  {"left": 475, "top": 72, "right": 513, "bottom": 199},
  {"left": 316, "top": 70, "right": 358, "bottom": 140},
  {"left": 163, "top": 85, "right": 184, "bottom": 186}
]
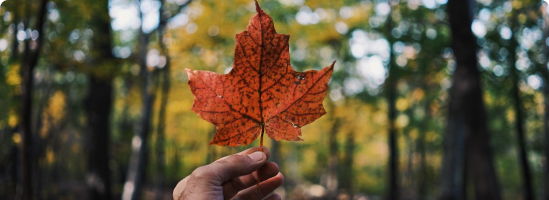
[
  {"left": 256, "top": 125, "right": 265, "bottom": 193},
  {"left": 259, "top": 125, "right": 264, "bottom": 151}
]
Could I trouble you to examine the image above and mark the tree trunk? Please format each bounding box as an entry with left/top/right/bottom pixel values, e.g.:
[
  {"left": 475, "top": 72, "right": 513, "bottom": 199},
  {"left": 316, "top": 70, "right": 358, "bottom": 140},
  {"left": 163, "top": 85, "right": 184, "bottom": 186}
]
[
  {"left": 403, "top": 106, "right": 414, "bottom": 198},
  {"left": 544, "top": 74, "right": 549, "bottom": 200},
  {"left": 19, "top": 0, "right": 48, "bottom": 199},
  {"left": 441, "top": 0, "right": 501, "bottom": 199},
  {"left": 340, "top": 131, "right": 355, "bottom": 196},
  {"left": 84, "top": 0, "right": 115, "bottom": 198},
  {"left": 541, "top": 3, "right": 549, "bottom": 200},
  {"left": 154, "top": 1, "right": 171, "bottom": 197},
  {"left": 385, "top": 6, "right": 399, "bottom": 200},
  {"left": 326, "top": 107, "right": 341, "bottom": 199},
  {"left": 122, "top": 60, "right": 155, "bottom": 200},
  {"left": 122, "top": 8, "right": 155, "bottom": 198},
  {"left": 154, "top": 73, "right": 166, "bottom": 200},
  {"left": 416, "top": 59, "right": 430, "bottom": 200},
  {"left": 511, "top": 81, "right": 534, "bottom": 200},
  {"left": 33, "top": 81, "right": 56, "bottom": 200},
  {"left": 417, "top": 120, "right": 427, "bottom": 200},
  {"left": 1, "top": 15, "right": 19, "bottom": 200},
  {"left": 509, "top": 14, "right": 534, "bottom": 200},
  {"left": 85, "top": 77, "right": 113, "bottom": 200},
  {"left": 387, "top": 79, "right": 398, "bottom": 200}
]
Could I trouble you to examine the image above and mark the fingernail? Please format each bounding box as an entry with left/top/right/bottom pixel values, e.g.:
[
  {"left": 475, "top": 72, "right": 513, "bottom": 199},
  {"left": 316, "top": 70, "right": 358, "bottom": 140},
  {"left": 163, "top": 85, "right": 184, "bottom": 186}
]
[{"left": 248, "top": 151, "right": 265, "bottom": 162}]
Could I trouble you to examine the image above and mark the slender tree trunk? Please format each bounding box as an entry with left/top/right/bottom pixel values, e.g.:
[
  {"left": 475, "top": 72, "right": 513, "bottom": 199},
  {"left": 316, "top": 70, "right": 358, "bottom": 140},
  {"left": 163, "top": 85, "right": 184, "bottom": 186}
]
[
  {"left": 4, "top": 127, "right": 19, "bottom": 200},
  {"left": 544, "top": 76, "right": 549, "bottom": 200},
  {"left": 441, "top": 0, "right": 501, "bottom": 199},
  {"left": 387, "top": 77, "right": 398, "bottom": 200},
  {"left": 416, "top": 62, "right": 430, "bottom": 200},
  {"left": 417, "top": 119, "right": 428, "bottom": 200},
  {"left": 122, "top": 7, "right": 155, "bottom": 198},
  {"left": 84, "top": 0, "right": 115, "bottom": 198},
  {"left": 403, "top": 107, "right": 414, "bottom": 197},
  {"left": 340, "top": 131, "right": 355, "bottom": 196},
  {"left": 19, "top": 16, "right": 34, "bottom": 200},
  {"left": 413, "top": 15, "right": 432, "bottom": 200},
  {"left": 541, "top": 3, "right": 549, "bottom": 200},
  {"left": 154, "top": 1, "right": 171, "bottom": 198},
  {"left": 85, "top": 77, "right": 113, "bottom": 200},
  {"left": 1, "top": 16, "right": 19, "bottom": 200},
  {"left": 19, "top": 0, "right": 48, "bottom": 199},
  {"left": 511, "top": 82, "right": 534, "bottom": 200},
  {"left": 326, "top": 104, "right": 341, "bottom": 199},
  {"left": 122, "top": 53, "right": 155, "bottom": 200},
  {"left": 509, "top": 14, "right": 534, "bottom": 200},
  {"left": 154, "top": 73, "right": 167, "bottom": 200},
  {"left": 33, "top": 82, "right": 55, "bottom": 200},
  {"left": 385, "top": 4, "right": 399, "bottom": 199}
]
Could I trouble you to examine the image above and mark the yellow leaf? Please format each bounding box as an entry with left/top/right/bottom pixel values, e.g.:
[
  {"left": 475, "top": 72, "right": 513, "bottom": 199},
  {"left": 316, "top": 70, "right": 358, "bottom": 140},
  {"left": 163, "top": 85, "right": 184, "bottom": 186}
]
[
  {"left": 6, "top": 64, "right": 21, "bottom": 85},
  {"left": 12, "top": 133, "right": 20, "bottom": 144}
]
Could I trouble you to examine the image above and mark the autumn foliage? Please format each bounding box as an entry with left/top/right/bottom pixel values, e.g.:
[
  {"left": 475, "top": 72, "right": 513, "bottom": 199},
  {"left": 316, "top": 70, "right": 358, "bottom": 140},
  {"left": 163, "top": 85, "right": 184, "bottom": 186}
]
[{"left": 186, "top": 1, "right": 335, "bottom": 147}]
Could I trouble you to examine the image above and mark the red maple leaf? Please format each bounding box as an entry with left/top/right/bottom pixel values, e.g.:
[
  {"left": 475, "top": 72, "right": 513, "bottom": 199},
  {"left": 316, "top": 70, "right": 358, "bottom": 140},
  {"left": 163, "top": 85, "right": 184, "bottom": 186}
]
[{"left": 186, "top": 1, "right": 334, "bottom": 147}]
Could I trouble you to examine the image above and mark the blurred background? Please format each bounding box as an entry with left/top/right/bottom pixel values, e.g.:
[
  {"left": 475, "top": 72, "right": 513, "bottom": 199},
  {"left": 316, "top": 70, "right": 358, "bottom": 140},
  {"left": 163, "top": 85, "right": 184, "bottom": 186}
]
[{"left": 0, "top": 0, "right": 548, "bottom": 199}]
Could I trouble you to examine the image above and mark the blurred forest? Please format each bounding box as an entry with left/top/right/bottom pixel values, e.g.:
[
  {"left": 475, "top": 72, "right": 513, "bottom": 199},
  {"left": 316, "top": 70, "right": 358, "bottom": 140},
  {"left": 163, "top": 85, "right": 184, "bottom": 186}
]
[{"left": 0, "top": 0, "right": 548, "bottom": 199}]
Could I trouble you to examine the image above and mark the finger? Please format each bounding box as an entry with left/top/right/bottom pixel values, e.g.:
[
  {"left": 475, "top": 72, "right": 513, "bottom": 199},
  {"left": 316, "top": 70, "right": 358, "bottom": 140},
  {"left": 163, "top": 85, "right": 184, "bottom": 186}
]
[
  {"left": 198, "top": 151, "right": 267, "bottom": 184},
  {"left": 232, "top": 173, "right": 284, "bottom": 200},
  {"left": 217, "top": 146, "right": 271, "bottom": 162},
  {"left": 223, "top": 162, "right": 279, "bottom": 199},
  {"left": 173, "top": 176, "right": 190, "bottom": 200}
]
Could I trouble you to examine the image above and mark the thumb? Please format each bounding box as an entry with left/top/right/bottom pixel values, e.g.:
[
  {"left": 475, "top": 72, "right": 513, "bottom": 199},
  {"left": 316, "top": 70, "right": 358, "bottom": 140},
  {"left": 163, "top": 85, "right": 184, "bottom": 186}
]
[{"left": 200, "top": 151, "right": 267, "bottom": 184}]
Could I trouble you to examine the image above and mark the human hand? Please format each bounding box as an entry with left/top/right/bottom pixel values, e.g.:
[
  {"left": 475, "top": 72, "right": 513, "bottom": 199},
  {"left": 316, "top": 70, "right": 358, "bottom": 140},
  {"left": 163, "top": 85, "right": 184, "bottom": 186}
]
[{"left": 173, "top": 147, "right": 284, "bottom": 200}]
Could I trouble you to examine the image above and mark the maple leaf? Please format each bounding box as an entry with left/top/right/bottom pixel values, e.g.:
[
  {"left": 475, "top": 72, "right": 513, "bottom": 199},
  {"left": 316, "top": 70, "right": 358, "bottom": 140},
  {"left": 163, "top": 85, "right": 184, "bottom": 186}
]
[{"left": 186, "top": 1, "right": 334, "bottom": 147}]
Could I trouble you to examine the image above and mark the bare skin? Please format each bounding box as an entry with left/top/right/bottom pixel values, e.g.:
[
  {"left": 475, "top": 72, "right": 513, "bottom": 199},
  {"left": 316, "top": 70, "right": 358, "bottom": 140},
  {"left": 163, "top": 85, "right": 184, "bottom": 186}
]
[{"left": 173, "top": 147, "right": 284, "bottom": 200}]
